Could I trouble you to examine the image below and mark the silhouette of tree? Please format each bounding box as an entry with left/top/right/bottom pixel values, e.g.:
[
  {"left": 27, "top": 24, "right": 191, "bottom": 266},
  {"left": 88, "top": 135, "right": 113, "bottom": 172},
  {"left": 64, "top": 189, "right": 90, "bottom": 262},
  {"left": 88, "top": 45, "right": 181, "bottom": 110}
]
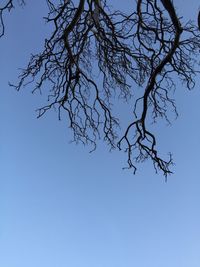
[{"left": 1, "top": 0, "right": 200, "bottom": 177}]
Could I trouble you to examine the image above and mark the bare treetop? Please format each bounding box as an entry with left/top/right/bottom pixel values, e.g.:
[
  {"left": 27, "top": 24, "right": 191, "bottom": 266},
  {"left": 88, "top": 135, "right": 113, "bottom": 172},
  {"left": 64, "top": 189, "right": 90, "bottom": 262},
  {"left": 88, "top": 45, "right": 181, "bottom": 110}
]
[{"left": 1, "top": 0, "right": 200, "bottom": 177}]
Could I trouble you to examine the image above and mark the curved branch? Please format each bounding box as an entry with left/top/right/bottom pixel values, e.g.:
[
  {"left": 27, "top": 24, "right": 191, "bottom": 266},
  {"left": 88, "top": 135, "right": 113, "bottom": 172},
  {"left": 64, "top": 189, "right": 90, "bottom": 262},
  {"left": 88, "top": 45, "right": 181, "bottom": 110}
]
[{"left": 142, "top": 0, "right": 182, "bottom": 123}]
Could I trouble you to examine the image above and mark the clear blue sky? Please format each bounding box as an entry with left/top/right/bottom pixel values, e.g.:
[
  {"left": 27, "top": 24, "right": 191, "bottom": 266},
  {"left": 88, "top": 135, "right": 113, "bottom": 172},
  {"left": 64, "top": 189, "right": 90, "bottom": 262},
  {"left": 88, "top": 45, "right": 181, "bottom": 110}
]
[{"left": 1, "top": 1, "right": 200, "bottom": 266}]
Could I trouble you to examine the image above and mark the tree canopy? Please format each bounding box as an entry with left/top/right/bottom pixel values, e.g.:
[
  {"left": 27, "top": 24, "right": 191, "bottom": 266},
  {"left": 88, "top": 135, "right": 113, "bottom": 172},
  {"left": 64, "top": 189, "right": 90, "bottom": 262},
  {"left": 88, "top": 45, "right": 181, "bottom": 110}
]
[{"left": 1, "top": 0, "right": 200, "bottom": 177}]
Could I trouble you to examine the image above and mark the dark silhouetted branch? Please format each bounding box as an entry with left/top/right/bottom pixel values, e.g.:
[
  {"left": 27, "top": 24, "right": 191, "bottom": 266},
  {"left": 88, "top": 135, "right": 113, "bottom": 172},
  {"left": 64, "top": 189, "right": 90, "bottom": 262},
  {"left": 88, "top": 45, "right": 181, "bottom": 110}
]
[{"left": 6, "top": 0, "right": 200, "bottom": 177}]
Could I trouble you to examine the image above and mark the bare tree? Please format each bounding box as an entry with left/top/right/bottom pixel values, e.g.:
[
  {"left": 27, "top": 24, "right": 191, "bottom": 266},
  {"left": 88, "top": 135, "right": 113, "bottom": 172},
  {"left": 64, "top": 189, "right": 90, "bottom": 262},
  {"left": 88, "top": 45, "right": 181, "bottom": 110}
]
[{"left": 1, "top": 0, "right": 200, "bottom": 177}]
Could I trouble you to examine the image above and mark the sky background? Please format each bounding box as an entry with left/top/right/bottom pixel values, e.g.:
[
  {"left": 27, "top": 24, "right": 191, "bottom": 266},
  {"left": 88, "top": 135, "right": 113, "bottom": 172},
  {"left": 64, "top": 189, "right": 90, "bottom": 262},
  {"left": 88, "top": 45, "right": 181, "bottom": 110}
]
[{"left": 1, "top": 1, "right": 200, "bottom": 266}]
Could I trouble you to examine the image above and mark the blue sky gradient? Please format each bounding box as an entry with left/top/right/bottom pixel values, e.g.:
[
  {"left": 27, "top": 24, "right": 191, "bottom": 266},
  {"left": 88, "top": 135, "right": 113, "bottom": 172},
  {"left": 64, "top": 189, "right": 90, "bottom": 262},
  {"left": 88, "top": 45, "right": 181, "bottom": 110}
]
[{"left": 1, "top": 1, "right": 200, "bottom": 266}]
